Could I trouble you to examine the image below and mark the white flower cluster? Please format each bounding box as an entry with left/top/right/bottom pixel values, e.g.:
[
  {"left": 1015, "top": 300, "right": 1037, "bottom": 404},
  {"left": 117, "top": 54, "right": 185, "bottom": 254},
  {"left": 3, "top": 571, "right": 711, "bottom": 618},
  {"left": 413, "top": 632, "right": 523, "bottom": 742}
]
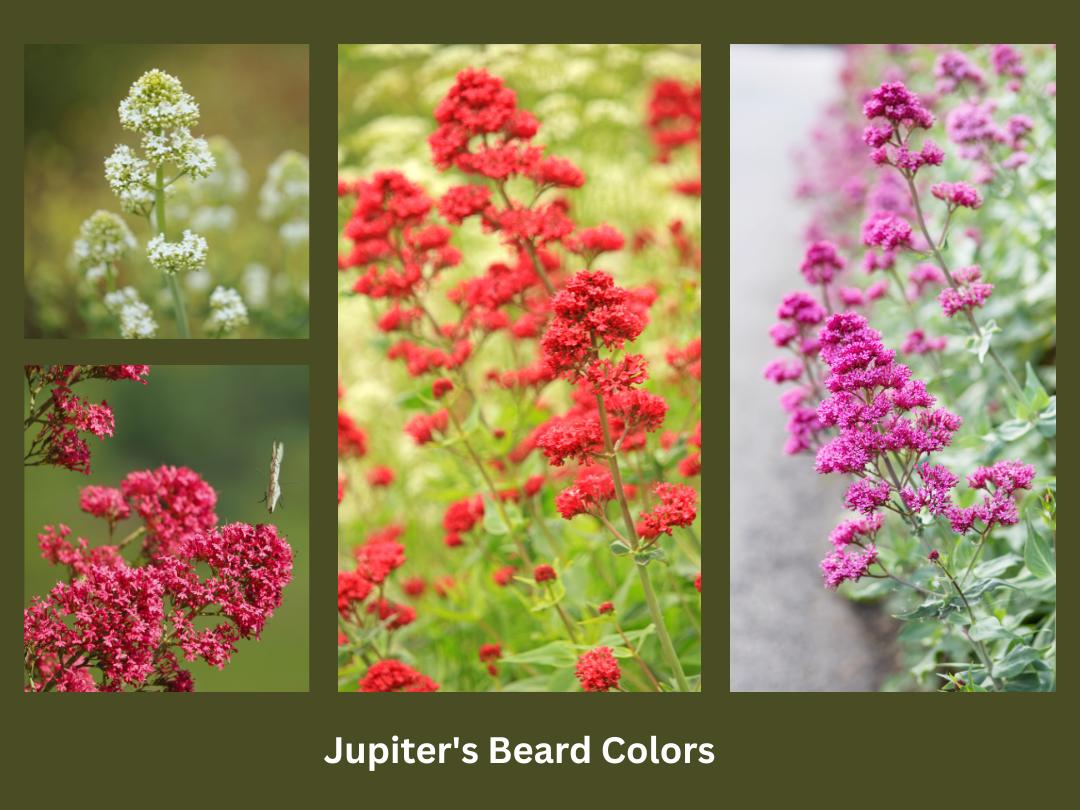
[
  {"left": 118, "top": 69, "right": 200, "bottom": 133},
  {"left": 105, "top": 70, "right": 216, "bottom": 214},
  {"left": 72, "top": 210, "right": 136, "bottom": 281},
  {"left": 141, "top": 129, "right": 215, "bottom": 178},
  {"left": 104, "top": 145, "right": 154, "bottom": 214},
  {"left": 170, "top": 136, "right": 248, "bottom": 232},
  {"left": 259, "top": 150, "right": 309, "bottom": 245},
  {"left": 104, "top": 287, "right": 158, "bottom": 339},
  {"left": 147, "top": 229, "right": 208, "bottom": 275},
  {"left": 206, "top": 285, "right": 249, "bottom": 333}
]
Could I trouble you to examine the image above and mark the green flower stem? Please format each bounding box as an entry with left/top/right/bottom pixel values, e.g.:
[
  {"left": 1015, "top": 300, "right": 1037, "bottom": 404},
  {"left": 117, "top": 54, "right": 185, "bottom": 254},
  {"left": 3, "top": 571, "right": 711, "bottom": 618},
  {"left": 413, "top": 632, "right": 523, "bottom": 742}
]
[
  {"left": 545, "top": 584, "right": 580, "bottom": 644},
  {"left": 933, "top": 556, "right": 1004, "bottom": 690},
  {"left": 594, "top": 388, "right": 691, "bottom": 692},
  {"left": 613, "top": 617, "right": 663, "bottom": 692},
  {"left": 902, "top": 173, "right": 1022, "bottom": 399},
  {"left": 155, "top": 163, "right": 189, "bottom": 338},
  {"left": 446, "top": 402, "right": 533, "bottom": 567}
]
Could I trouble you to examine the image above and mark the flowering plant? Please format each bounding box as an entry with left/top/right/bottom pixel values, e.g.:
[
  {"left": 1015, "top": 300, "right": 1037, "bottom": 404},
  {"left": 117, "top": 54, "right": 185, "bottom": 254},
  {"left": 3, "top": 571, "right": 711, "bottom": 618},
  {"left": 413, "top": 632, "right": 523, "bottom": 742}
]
[
  {"left": 24, "top": 465, "right": 293, "bottom": 691},
  {"left": 24, "top": 365, "right": 150, "bottom": 474},
  {"left": 766, "top": 44, "right": 1055, "bottom": 691},
  {"left": 338, "top": 45, "right": 700, "bottom": 691},
  {"left": 25, "top": 50, "right": 310, "bottom": 339}
]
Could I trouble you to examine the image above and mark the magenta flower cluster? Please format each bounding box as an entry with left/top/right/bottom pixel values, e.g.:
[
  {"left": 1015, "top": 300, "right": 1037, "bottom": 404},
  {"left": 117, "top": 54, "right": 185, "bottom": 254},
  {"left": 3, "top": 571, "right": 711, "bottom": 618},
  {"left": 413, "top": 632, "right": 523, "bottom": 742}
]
[
  {"left": 809, "top": 312, "right": 1033, "bottom": 588},
  {"left": 24, "top": 467, "right": 293, "bottom": 692},
  {"left": 768, "top": 48, "right": 1046, "bottom": 591}
]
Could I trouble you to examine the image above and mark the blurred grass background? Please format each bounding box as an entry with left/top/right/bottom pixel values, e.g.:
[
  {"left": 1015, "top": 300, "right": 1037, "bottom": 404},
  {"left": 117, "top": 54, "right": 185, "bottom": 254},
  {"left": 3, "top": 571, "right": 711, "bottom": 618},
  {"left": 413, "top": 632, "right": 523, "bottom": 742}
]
[
  {"left": 24, "top": 365, "right": 310, "bottom": 692},
  {"left": 24, "top": 44, "right": 310, "bottom": 338}
]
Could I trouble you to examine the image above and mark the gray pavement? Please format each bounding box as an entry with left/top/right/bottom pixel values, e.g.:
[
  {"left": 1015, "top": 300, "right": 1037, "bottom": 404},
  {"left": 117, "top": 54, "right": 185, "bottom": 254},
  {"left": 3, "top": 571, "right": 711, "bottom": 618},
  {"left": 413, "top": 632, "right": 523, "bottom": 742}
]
[{"left": 729, "top": 45, "right": 895, "bottom": 691}]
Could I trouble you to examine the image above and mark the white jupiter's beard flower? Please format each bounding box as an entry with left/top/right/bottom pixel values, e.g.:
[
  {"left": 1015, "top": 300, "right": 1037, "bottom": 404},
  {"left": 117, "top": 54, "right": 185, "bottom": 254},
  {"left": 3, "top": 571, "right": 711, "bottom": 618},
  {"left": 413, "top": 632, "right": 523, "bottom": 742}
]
[
  {"left": 104, "top": 145, "right": 154, "bottom": 214},
  {"left": 104, "top": 287, "right": 158, "bottom": 339},
  {"left": 259, "top": 150, "right": 309, "bottom": 244},
  {"left": 147, "top": 229, "right": 208, "bottom": 275},
  {"left": 72, "top": 210, "right": 137, "bottom": 279},
  {"left": 141, "top": 130, "right": 216, "bottom": 180},
  {"left": 206, "top": 286, "right": 249, "bottom": 333},
  {"left": 118, "top": 69, "right": 200, "bottom": 134}
]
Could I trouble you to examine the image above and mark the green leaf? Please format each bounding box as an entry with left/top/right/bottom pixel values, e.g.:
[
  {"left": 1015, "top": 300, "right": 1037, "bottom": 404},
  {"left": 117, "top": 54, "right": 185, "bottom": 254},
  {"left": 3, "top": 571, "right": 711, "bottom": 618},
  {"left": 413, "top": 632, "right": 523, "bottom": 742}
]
[
  {"left": 595, "top": 624, "right": 655, "bottom": 651},
  {"left": 963, "top": 578, "right": 1018, "bottom": 600},
  {"left": 994, "top": 419, "right": 1033, "bottom": 442},
  {"left": 634, "top": 546, "right": 667, "bottom": 566},
  {"left": 482, "top": 494, "right": 508, "bottom": 535},
  {"left": 609, "top": 540, "right": 631, "bottom": 556},
  {"left": 1023, "top": 362, "right": 1051, "bottom": 413},
  {"left": 500, "top": 640, "right": 578, "bottom": 668},
  {"left": 395, "top": 390, "right": 430, "bottom": 410},
  {"left": 894, "top": 601, "right": 950, "bottom": 621},
  {"left": 973, "top": 553, "right": 1022, "bottom": 579},
  {"left": 1024, "top": 517, "right": 1056, "bottom": 580},
  {"left": 968, "top": 617, "right": 1018, "bottom": 643},
  {"left": 1036, "top": 396, "right": 1056, "bottom": 438},
  {"left": 993, "top": 645, "right": 1041, "bottom": 680},
  {"left": 967, "top": 319, "right": 1001, "bottom": 364}
]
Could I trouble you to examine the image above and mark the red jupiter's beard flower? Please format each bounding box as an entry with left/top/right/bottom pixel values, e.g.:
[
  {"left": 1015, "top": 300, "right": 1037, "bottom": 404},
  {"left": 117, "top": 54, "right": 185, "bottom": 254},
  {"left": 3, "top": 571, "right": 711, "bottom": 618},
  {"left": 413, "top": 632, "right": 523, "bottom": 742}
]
[
  {"left": 636, "top": 483, "right": 699, "bottom": 539},
  {"left": 404, "top": 409, "right": 449, "bottom": 445},
  {"left": 120, "top": 465, "right": 218, "bottom": 559},
  {"left": 555, "top": 465, "right": 616, "bottom": 519},
  {"left": 366, "top": 465, "right": 395, "bottom": 487},
  {"left": 540, "top": 270, "right": 646, "bottom": 380},
  {"left": 492, "top": 565, "right": 516, "bottom": 587},
  {"left": 479, "top": 642, "right": 502, "bottom": 676},
  {"left": 25, "top": 465, "right": 293, "bottom": 691},
  {"left": 533, "top": 564, "right": 557, "bottom": 584},
  {"left": 575, "top": 647, "right": 622, "bottom": 692},
  {"left": 338, "top": 409, "right": 368, "bottom": 457},
  {"left": 79, "top": 485, "right": 130, "bottom": 529},
  {"left": 358, "top": 660, "right": 439, "bottom": 693}
]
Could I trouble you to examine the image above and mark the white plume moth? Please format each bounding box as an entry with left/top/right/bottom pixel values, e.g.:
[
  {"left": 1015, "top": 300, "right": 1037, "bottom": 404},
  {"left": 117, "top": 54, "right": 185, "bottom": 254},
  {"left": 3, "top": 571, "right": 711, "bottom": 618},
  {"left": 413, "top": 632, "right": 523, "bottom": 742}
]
[{"left": 266, "top": 440, "right": 284, "bottom": 514}]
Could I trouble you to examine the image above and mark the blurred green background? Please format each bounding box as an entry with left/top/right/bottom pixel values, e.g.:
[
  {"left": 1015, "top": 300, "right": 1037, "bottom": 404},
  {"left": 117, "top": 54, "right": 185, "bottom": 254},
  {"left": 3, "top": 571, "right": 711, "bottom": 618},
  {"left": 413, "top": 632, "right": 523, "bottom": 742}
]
[
  {"left": 24, "top": 365, "right": 310, "bottom": 692},
  {"left": 24, "top": 44, "right": 310, "bottom": 338}
]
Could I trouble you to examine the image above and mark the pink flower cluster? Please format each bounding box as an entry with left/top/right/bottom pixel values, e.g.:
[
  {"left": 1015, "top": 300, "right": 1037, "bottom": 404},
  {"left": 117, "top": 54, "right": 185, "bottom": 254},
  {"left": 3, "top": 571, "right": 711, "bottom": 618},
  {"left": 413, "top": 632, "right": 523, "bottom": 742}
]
[
  {"left": 25, "top": 468, "right": 292, "bottom": 692},
  {"left": 947, "top": 460, "right": 1035, "bottom": 534},
  {"left": 939, "top": 265, "right": 993, "bottom": 318},
  {"left": 24, "top": 365, "right": 150, "bottom": 475},
  {"left": 821, "top": 515, "right": 881, "bottom": 589}
]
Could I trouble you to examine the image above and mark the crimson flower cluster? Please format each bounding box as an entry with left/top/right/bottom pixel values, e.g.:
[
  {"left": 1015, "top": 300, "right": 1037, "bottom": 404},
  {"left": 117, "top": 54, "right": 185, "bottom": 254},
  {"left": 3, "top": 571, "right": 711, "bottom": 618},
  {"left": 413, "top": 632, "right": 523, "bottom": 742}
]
[
  {"left": 337, "top": 524, "right": 442, "bottom": 691},
  {"left": 25, "top": 467, "right": 292, "bottom": 691},
  {"left": 24, "top": 365, "right": 150, "bottom": 474},
  {"left": 574, "top": 646, "right": 622, "bottom": 692},
  {"left": 646, "top": 78, "right": 701, "bottom": 196}
]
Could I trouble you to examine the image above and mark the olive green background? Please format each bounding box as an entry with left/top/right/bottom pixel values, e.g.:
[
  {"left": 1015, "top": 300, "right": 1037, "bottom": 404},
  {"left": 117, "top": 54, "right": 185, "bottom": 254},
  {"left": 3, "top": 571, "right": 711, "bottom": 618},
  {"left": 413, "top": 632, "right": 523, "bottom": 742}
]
[{"left": 4, "top": 1, "right": 1070, "bottom": 803}]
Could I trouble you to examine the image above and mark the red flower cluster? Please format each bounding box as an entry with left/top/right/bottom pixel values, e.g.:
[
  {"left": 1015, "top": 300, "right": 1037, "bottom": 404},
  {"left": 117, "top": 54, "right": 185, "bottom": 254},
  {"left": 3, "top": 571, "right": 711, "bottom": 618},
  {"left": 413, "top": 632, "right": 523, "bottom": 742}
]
[
  {"left": 574, "top": 646, "right": 622, "bottom": 692},
  {"left": 443, "top": 495, "right": 484, "bottom": 547},
  {"left": 24, "top": 365, "right": 150, "bottom": 475},
  {"left": 540, "top": 270, "right": 646, "bottom": 379},
  {"left": 636, "top": 483, "right": 699, "bottom": 540},
  {"left": 647, "top": 79, "right": 702, "bottom": 195},
  {"left": 338, "top": 409, "right": 367, "bottom": 457},
  {"left": 120, "top": 465, "right": 218, "bottom": 558},
  {"left": 25, "top": 470, "right": 292, "bottom": 692},
  {"left": 359, "top": 659, "right": 439, "bottom": 692},
  {"left": 533, "top": 564, "right": 557, "bottom": 583}
]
